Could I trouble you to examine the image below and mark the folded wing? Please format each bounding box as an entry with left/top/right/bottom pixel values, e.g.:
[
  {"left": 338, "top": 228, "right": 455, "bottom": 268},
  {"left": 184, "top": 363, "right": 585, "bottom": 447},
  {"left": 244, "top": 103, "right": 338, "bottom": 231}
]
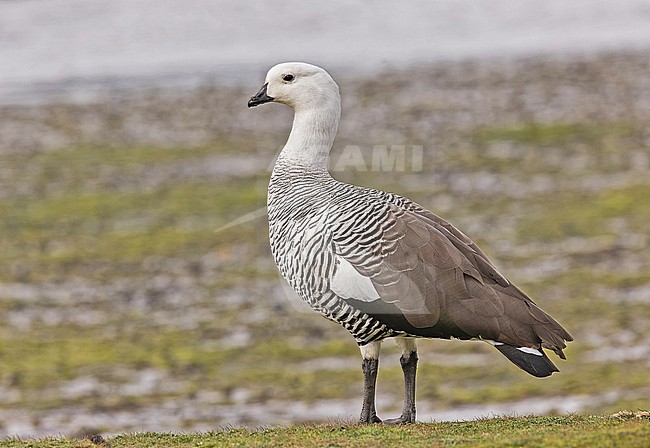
[{"left": 329, "top": 199, "right": 572, "bottom": 359}]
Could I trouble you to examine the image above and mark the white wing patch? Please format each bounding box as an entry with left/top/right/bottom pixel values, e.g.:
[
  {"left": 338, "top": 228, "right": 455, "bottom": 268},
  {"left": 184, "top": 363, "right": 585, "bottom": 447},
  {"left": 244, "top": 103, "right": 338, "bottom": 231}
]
[
  {"left": 516, "top": 346, "right": 543, "bottom": 356},
  {"left": 330, "top": 256, "right": 381, "bottom": 302},
  {"left": 487, "top": 340, "right": 543, "bottom": 356}
]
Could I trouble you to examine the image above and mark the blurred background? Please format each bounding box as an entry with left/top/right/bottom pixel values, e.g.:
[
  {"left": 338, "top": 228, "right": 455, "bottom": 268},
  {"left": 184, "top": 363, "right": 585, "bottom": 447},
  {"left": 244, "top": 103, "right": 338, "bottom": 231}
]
[{"left": 1, "top": 0, "right": 649, "bottom": 438}]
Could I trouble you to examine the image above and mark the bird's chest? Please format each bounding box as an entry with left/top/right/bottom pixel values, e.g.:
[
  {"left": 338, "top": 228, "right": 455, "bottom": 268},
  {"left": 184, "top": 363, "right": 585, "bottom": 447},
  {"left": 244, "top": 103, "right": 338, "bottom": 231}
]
[{"left": 268, "top": 183, "right": 335, "bottom": 295}]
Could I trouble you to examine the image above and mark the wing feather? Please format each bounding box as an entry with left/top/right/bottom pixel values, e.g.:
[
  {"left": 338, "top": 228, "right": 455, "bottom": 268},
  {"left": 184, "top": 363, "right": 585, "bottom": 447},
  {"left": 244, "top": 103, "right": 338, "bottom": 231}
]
[{"left": 328, "top": 195, "right": 572, "bottom": 356}]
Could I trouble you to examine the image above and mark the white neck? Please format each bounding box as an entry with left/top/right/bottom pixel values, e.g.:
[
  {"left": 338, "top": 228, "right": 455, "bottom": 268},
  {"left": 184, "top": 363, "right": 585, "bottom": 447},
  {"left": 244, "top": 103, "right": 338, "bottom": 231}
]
[{"left": 275, "top": 101, "right": 341, "bottom": 173}]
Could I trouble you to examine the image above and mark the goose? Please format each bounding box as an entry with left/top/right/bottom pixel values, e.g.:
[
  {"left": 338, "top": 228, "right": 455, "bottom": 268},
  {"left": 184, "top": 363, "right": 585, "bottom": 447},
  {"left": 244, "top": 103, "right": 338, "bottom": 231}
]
[{"left": 248, "top": 62, "right": 572, "bottom": 424}]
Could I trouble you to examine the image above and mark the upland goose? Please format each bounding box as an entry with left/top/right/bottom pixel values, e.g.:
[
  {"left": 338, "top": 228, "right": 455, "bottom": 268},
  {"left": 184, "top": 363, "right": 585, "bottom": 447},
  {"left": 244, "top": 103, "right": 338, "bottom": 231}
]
[{"left": 248, "top": 62, "right": 572, "bottom": 424}]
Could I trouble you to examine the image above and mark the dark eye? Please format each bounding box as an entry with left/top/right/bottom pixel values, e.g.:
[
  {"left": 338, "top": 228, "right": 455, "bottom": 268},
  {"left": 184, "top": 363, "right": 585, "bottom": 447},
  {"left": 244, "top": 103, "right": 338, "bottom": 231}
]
[{"left": 282, "top": 74, "right": 295, "bottom": 82}]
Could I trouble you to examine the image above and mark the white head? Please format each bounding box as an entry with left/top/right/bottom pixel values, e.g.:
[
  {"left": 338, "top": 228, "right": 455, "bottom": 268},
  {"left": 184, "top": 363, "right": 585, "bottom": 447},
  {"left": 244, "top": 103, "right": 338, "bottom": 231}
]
[{"left": 248, "top": 62, "right": 340, "bottom": 111}]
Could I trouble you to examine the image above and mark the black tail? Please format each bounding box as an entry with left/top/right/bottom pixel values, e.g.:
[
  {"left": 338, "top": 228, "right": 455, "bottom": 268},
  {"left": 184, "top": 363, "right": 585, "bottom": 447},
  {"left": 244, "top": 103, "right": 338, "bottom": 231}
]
[{"left": 494, "top": 344, "right": 559, "bottom": 378}]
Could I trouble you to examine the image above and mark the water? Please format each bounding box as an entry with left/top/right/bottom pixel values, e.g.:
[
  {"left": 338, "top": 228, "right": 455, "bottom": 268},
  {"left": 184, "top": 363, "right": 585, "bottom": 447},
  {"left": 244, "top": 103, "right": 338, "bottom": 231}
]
[{"left": 2, "top": 0, "right": 650, "bottom": 103}]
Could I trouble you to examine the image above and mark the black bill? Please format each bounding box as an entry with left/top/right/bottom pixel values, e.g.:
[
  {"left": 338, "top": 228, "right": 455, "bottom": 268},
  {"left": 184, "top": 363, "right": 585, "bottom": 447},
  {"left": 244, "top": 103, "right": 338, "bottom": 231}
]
[{"left": 248, "top": 83, "right": 274, "bottom": 107}]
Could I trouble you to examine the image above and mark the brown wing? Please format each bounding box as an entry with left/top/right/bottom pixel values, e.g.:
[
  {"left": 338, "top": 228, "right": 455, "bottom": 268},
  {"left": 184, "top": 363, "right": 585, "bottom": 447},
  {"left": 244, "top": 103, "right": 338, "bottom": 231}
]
[{"left": 332, "top": 201, "right": 572, "bottom": 357}]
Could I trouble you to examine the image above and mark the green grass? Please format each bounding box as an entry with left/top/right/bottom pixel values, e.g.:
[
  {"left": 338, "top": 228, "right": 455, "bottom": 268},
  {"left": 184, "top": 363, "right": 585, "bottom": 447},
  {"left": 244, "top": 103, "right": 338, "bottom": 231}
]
[
  {"left": 1, "top": 119, "right": 649, "bottom": 435},
  {"left": 516, "top": 184, "right": 650, "bottom": 242},
  {"left": 473, "top": 122, "right": 637, "bottom": 146},
  {"left": 2, "top": 414, "right": 649, "bottom": 448},
  {"left": 2, "top": 312, "right": 648, "bottom": 414},
  {"left": 0, "top": 175, "right": 269, "bottom": 281}
]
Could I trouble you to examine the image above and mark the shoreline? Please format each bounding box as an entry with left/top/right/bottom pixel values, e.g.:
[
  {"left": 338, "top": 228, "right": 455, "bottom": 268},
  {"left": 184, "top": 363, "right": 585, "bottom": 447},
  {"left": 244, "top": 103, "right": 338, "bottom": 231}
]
[
  {"left": 2, "top": 49, "right": 650, "bottom": 157},
  {"left": 1, "top": 47, "right": 648, "bottom": 107}
]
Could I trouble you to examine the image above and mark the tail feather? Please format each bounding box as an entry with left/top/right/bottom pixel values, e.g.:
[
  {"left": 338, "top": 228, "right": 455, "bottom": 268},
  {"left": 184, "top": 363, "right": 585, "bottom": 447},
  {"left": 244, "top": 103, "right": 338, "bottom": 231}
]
[{"left": 494, "top": 343, "right": 559, "bottom": 377}]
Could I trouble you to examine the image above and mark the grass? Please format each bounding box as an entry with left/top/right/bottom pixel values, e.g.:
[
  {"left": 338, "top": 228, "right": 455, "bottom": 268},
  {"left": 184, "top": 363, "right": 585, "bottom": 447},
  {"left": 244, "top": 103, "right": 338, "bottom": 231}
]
[
  {"left": 473, "top": 122, "right": 638, "bottom": 146},
  {"left": 0, "top": 116, "right": 648, "bottom": 434},
  {"left": 2, "top": 414, "right": 649, "bottom": 448},
  {"left": 0, "top": 173, "right": 269, "bottom": 281},
  {"left": 516, "top": 184, "right": 650, "bottom": 242}
]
